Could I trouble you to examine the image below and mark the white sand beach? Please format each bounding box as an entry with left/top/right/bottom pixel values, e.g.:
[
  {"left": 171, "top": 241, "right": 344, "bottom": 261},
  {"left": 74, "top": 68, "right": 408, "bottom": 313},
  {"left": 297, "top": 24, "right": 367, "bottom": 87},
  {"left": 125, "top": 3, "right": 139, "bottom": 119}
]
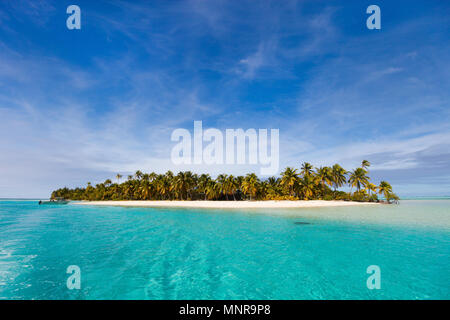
[{"left": 75, "top": 200, "right": 379, "bottom": 209}]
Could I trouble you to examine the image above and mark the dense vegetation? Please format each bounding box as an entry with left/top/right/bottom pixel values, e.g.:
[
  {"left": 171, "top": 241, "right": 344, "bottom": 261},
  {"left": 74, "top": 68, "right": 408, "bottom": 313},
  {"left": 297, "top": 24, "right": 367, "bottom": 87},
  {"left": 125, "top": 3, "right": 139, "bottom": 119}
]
[{"left": 52, "top": 160, "right": 399, "bottom": 203}]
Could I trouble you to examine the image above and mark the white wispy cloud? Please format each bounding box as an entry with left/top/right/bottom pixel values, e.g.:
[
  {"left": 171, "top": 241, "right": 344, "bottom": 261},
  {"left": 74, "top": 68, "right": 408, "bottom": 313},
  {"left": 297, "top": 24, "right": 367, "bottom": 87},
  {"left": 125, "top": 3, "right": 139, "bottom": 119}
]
[{"left": 0, "top": 0, "right": 449, "bottom": 197}]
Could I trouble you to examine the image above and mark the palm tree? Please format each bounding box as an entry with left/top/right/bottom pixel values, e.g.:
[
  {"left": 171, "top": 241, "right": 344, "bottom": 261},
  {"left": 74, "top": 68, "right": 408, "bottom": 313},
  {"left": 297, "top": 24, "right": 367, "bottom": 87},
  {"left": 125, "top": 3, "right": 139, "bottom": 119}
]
[
  {"left": 241, "top": 173, "right": 259, "bottom": 200},
  {"left": 236, "top": 176, "right": 244, "bottom": 197},
  {"left": 226, "top": 175, "right": 239, "bottom": 200},
  {"left": 348, "top": 168, "right": 370, "bottom": 193},
  {"left": 205, "top": 180, "right": 219, "bottom": 200},
  {"left": 135, "top": 170, "right": 143, "bottom": 180},
  {"left": 389, "top": 193, "right": 400, "bottom": 204},
  {"left": 85, "top": 182, "right": 94, "bottom": 200},
  {"left": 378, "top": 181, "right": 393, "bottom": 200},
  {"left": 164, "top": 171, "right": 175, "bottom": 199},
  {"left": 265, "top": 177, "right": 280, "bottom": 199},
  {"left": 280, "top": 167, "right": 299, "bottom": 196},
  {"left": 156, "top": 175, "right": 170, "bottom": 200},
  {"left": 198, "top": 174, "right": 212, "bottom": 200},
  {"left": 139, "top": 180, "right": 151, "bottom": 200},
  {"left": 116, "top": 174, "right": 122, "bottom": 184},
  {"left": 299, "top": 174, "right": 316, "bottom": 200},
  {"left": 301, "top": 162, "right": 314, "bottom": 177},
  {"left": 216, "top": 174, "right": 228, "bottom": 200},
  {"left": 365, "top": 182, "right": 378, "bottom": 196},
  {"left": 362, "top": 160, "right": 371, "bottom": 172},
  {"left": 331, "top": 164, "right": 347, "bottom": 191},
  {"left": 187, "top": 171, "right": 196, "bottom": 199},
  {"left": 173, "top": 171, "right": 194, "bottom": 200},
  {"left": 123, "top": 181, "right": 134, "bottom": 199},
  {"left": 316, "top": 166, "right": 333, "bottom": 196},
  {"left": 267, "top": 176, "right": 279, "bottom": 187}
]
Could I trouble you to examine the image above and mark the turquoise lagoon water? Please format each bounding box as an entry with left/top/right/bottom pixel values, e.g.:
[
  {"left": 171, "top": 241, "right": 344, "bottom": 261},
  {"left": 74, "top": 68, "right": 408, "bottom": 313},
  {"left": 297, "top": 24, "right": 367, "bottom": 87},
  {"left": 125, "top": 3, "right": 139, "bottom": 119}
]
[{"left": 0, "top": 200, "right": 448, "bottom": 299}]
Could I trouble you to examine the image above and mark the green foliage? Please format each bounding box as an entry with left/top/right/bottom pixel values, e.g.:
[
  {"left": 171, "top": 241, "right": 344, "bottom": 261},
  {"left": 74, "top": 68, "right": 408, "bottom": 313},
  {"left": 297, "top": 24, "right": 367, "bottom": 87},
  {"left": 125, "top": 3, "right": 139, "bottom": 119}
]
[{"left": 51, "top": 160, "right": 397, "bottom": 203}]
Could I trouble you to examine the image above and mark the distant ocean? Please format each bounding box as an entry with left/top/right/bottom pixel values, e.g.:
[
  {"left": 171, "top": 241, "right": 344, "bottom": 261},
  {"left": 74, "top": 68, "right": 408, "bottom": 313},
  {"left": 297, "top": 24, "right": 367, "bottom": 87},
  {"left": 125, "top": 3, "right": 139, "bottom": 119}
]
[{"left": 0, "top": 200, "right": 448, "bottom": 299}]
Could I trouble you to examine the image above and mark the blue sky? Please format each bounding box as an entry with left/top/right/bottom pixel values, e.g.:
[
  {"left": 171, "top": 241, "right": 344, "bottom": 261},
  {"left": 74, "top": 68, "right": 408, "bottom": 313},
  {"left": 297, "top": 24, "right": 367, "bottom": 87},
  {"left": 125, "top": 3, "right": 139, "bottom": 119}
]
[{"left": 0, "top": 0, "right": 449, "bottom": 197}]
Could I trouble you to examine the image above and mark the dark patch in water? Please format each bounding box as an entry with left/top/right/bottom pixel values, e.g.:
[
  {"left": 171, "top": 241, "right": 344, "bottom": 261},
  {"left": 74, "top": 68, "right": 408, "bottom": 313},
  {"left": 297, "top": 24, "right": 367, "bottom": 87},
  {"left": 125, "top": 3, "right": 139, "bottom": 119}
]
[{"left": 294, "top": 222, "right": 311, "bottom": 225}]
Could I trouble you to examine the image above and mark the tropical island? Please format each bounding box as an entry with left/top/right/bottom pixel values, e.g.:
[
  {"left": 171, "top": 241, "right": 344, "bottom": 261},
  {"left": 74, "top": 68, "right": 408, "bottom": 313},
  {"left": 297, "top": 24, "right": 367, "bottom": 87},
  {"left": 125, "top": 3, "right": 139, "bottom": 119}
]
[{"left": 51, "top": 160, "right": 399, "bottom": 207}]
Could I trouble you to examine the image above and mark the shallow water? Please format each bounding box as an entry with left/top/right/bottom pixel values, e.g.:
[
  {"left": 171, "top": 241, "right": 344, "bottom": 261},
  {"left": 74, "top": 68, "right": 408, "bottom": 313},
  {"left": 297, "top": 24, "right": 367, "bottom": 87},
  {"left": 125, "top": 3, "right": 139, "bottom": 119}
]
[{"left": 0, "top": 200, "right": 448, "bottom": 299}]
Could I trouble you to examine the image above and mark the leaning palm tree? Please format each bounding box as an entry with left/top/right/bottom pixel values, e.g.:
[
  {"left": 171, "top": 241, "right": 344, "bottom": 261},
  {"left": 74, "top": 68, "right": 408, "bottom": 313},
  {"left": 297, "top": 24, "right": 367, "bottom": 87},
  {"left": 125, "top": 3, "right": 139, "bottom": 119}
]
[
  {"left": 365, "top": 182, "right": 378, "bottom": 196},
  {"left": 389, "top": 193, "right": 400, "bottom": 204},
  {"left": 348, "top": 168, "right": 370, "bottom": 193},
  {"left": 362, "top": 160, "right": 371, "bottom": 172},
  {"left": 280, "top": 167, "right": 299, "bottom": 196},
  {"left": 378, "top": 181, "right": 393, "bottom": 200}
]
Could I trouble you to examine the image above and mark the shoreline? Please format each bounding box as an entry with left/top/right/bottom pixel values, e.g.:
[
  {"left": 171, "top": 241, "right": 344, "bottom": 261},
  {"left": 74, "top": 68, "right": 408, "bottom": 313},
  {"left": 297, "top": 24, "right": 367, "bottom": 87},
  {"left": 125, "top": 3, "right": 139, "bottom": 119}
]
[{"left": 74, "top": 200, "right": 380, "bottom": 209}]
